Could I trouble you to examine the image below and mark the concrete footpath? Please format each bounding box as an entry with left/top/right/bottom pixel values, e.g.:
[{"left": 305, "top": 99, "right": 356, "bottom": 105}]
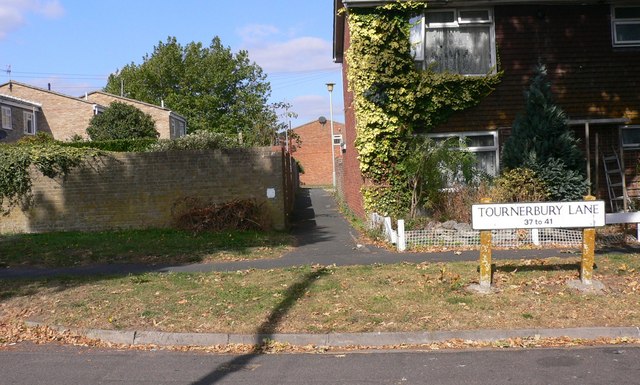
[{"left": 5, "top": 188, "right": 640, "bottom": 348}]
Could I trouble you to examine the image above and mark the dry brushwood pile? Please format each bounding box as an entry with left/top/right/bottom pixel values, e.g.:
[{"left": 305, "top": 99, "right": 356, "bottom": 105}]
[{"left": 172, "top": 197, "right": 266, "bottom": 233}]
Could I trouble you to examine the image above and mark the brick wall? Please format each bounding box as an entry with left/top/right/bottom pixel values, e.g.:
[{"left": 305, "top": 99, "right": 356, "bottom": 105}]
[
  {"left": 0, "top": 148, "right": 292, "bottom": 234},
  {"left": 0, "top": 82, "right": 95, "bottom": 141},
  {"left": 291, "top": 120, "right": 344, "bottom": 186}
]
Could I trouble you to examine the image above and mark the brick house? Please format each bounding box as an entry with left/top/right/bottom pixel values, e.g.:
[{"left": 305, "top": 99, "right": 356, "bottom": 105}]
[
  {"left": 0, "top": 94, "right": 42, "bottom": 142},
  {"left": 0, "top": 81, "right": 187, "bottom": 142},
  {"left": 84, "top": 92, "right": 187, "bottom": 139},
  {"left": 290, "top": 119, "right": 345, "bottom": 186},
  {"left": 333, "top": 0, "right": 640, "bottom": 217},
  {"left": 0, "top": 81, "right": 100, "bottom": 141}
]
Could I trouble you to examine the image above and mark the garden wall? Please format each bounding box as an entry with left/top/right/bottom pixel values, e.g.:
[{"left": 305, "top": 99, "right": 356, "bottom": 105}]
[{"left": 0, "top": 148, "right": 293, "bottom": 234}]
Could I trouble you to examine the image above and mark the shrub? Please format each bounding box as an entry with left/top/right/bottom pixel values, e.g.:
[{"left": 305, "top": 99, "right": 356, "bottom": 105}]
[
  {"left": 87, "top": 101, "right": 159, "bottom": 141},
  {"left": 489, "top": 168, "right": 549, "bottom": 203},
  {"left": 146, "top": 130, "right": 240, "bottom": 152},
  {"left": 65, "top": 138, "right": 158, "bottom": 152}
]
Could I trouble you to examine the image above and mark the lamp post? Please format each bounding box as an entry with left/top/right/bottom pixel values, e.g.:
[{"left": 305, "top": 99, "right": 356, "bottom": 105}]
[{"left": 326, "top": 82, "right": 336, "bottom": 189}]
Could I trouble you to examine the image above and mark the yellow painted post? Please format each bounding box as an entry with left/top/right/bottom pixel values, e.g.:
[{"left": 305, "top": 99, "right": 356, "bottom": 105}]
[
  {"left": 581, "top": 195, "right": 596, "bottom": 285},
  {"left": 479, "top": 197, "right": 492, "bottom": 288}
]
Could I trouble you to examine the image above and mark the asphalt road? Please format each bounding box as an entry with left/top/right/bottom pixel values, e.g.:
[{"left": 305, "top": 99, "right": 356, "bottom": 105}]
[{"left": 1, "top": 343, "right": 639, "bottom": 384}]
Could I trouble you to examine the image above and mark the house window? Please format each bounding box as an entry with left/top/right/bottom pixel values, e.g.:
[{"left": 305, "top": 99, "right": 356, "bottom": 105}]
[
  {"left": 428, "top": 131, "right": 499, "bottom": 176},
  {"left": 333, "top": 134, "right": 343, "bottom": 145},
  {"left": 621, "top": 125, "right": 640, "bottom": 148},
  {"left": 23, "top": 111, "right": 35, "bottom": 135},
  {"left": 170, "top": 117, "right": 186, "bottom": 138},
  {"left": 2, "top": 106, "right": 12, "bottom": 129},
  {"left": 612, "top": 6, "right": 640, "bottom": 47},
  {"left": 411, "top": 8, "right": 496, "bottom": 75}
]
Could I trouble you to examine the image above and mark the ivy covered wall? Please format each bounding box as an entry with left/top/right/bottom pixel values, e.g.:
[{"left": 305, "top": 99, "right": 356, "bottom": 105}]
[{"left": 342, "top": 1, "right": 501, "bottom": 217}]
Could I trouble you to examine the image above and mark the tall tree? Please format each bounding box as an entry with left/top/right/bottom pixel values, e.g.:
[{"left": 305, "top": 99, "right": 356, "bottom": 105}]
[
  {"left": 104, "top": 36, "right": 278, "bottom": 145},
  {"left": 501, "top": 64, "right": 588, "bottom": 201}
]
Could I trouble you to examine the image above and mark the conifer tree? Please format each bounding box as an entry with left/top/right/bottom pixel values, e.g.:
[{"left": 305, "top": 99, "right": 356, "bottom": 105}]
[{"left": 501, "top": 64, "right": 588, "bottom": 201}]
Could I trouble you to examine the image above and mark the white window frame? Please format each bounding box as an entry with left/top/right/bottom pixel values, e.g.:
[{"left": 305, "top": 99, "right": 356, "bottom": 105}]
[
  {"left": 412, "top": 7, "right": 497, "bottom": 76},
  {"left": 427, "top": 131, "right": 499, "bottom": 176},
  {"left": 1, "top": 106, "right": 12, "bottom": 130},
  {"left": 612, "top": 6, "right": 640, "bottom": 47},
  {"left": 23, "top": 111, "right": 35, "bottom": 135},
  {"left": 333, "top": 134, "right": 343, "bottom": 145}
]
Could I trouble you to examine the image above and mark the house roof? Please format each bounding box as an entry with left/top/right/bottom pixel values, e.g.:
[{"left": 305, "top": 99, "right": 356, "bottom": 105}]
[
  {"left": 0, "top": 93, "right": 42, "bottom": 109},
  {"left": 0, "top": 81, "right": 96, "bottom": 106},
  {"left": 333, "top": 0, "right": 630, "bottom": 63},
  {"left": 85, "top": 91, "right": 187, "bottom": 121}
]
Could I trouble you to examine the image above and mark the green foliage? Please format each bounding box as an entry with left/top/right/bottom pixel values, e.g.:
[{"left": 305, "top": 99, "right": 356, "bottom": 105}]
[
  {"left": 345, "top": 2, "right": 501, "bottom": 216},
  {"left": 490, "top": 168, "right": 549, "bottom": 203},
  {"left": 0, "top": 143, "right": 100, "bottom": 214},
  {"left": 87, "top": 101, "right": 159, "bottom": 141},
  {"left": 146, "top": 130, "right": 241, "bottom": 152},
  {"left": 104, "top": 36, "right": 280, "bottom": 146},
  {"left": 399, "top": 136, "right": 476, "bottom": 218},
  {"left": 501, "top": 64, "right": 587, "bottom": 201},
  {"left": 65, "top": 138, "right": 158, "bottom": 152},
  {"left": 528, "top": 158, "right": 590, "bottom": 201}
]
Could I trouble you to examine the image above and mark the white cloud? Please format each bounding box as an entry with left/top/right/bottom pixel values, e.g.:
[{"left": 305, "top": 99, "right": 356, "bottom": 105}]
[
  {"left": 248, "top": 36, "right": 336, "bottom": 73},
  {"left": 0, "top": 0, "right": 64, "bottom": 39}
]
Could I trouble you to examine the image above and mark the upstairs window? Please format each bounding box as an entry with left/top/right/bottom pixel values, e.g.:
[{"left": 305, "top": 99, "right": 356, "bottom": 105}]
[
  {"left": 612, "top": 6, "right": 640, "bottom": 47},
  {"left": 23, "top": 111, "right": 35, "bottom": 135},
  {"left": 1, "top": 106, "right": 11, "bottom": 129},
  {"left": 411, "top": 8, "right": 496, "bottom": 75}
]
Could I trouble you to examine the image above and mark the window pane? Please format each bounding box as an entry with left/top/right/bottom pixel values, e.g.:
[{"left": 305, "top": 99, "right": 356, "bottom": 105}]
[
  {"left": 410, "top": 16, "right": 424, "bottom": 60},
  {"left": 474, "top": 151, "right": 497, "bottom": 176},
  {"left": 616, "top": 23, "right": 640, "bottom": 42},
  {"left": 459, "top": 10, "right": 490, "bottom": 23},
  {"left": 615, "top": 7, "right": 640, "bottom": 19},
  {"left": 425, "top": 26, "right": 492, "bottom": 74},
  {"left": 622, "top": 127, "right": 640, "bottom": 147},
  {"left": 426, "top": 11, "right": 455, "bottom": 24},
  {"left": 465, "top": 134, "right": 494, "bottom": 147}
]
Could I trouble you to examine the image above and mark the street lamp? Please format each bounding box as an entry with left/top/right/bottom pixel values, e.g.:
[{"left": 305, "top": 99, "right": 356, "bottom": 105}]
[{"left": 326, "top": 83, "right": 336, "bottom": 189}]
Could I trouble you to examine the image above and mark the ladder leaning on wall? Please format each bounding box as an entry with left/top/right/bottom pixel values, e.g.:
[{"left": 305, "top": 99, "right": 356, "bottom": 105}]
[{"left": 602, "top": 149, "right": 628, "bottom": 212}]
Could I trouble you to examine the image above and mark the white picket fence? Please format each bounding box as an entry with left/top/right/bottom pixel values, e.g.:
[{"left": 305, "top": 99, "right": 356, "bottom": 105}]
[{"left": 370, "top": 212, "right": 640, "bottom": 252}]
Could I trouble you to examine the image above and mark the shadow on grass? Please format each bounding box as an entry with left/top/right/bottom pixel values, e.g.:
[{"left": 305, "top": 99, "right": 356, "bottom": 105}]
[
  {"left": 191, "top": 267, "right": 330, "bottom": 385},
  {"left": 493, "top": 262, "right": 589, "bottom": 274}
]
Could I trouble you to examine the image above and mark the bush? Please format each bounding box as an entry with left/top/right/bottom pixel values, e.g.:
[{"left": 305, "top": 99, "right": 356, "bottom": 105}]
[
  {"left": 490, "top": 168, "right": 549, "bottom": 203},
  {"left": 87, "top": 101, "right": 159, "bottom": 141},
  {"left": 529, "top": 158, "right": 590, "bottom": 201},
  {"left": 146, "top": 130, "right": 240, "bottom": 152},
  {"left": 430, "top": 183, "right": 491, "bottom": 223}
]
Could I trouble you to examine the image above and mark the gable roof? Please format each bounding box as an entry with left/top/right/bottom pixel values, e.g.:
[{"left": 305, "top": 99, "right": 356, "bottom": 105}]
[
  {"left": 85, "top": 91, "right": 187, "bottom": 121},
  {"left": 0, "top": 93, "right": 42, "bottom": 109},
  {"left": 0, "top": 81, "right": 96, "bottom": 106}
]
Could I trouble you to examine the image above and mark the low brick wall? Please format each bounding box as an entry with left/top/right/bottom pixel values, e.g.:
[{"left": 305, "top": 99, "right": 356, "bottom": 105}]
[{"left": 0, "top": 148, "right": 291, "bottom": 234}]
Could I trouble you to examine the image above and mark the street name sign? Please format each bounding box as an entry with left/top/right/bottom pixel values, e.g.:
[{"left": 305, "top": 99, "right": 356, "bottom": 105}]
[{"left": 472, "top": 201, "right": 605, "bottom": 230}]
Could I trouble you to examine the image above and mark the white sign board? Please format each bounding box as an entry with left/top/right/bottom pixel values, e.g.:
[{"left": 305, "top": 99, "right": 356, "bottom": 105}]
[{"left": 472, "top": 201, "right": 605, "bottom": 230}]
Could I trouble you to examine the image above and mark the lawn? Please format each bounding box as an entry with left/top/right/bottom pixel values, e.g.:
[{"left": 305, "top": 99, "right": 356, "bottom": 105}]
[
  {"left": 0, "top": 229, "right": 294, "bottom": 268},
  {"left": 1, "top": 254, "right": 638, "bottom": 339}
]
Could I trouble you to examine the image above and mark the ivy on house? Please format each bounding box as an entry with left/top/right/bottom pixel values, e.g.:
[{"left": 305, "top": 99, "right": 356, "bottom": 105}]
[{"left": 344, "top": 1, "right": 502, "bottom": 217}]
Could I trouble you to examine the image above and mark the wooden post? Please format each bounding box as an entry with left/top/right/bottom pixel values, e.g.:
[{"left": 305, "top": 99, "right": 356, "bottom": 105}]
[
  {"left": 581, "top": 195, "right": 596, "bottom": 284},
  {"left": 479, "top": 197, "right": 492, "bottom": 288}
]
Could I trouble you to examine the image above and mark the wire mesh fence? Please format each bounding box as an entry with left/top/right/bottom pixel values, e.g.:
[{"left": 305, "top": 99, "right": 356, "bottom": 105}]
[{"left": 404, "top": 228, "right": 583, "bottom": 249}]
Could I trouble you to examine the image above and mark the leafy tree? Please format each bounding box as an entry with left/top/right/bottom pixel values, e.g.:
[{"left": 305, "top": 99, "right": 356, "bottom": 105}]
[
  {"left": 399, "top": 135, "right": 476, "bottom": 218},
  {"left": 104, "top": 36, "right": 279, "bottom": 145},
  {"left": 501, "top": 64, "right": 588, "bottom": 201},
  {"left": 86, "top": 102, "right": 158, "bottom": 141}
]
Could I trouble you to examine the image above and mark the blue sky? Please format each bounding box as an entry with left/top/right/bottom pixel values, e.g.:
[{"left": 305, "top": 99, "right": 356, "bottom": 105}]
[{"left": 0, "top": 0, "right": 344, "bottom": 127}]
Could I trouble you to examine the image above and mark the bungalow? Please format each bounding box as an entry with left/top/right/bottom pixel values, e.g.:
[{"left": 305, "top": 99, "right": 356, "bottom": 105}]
[
  {"left": 333, "top": 0, "right": 640, "bottom": 216},
  {"left": 0, "top": 81, "right": 187, "bottom": 142}
]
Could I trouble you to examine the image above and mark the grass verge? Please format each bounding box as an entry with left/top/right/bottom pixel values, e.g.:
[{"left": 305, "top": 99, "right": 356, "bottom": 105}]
[
  {"left": 1, "top": 254, "right": 638, "bottom": 337},
  {"left": 0, "top": 229, "right": 294, "bottom": 268}
]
